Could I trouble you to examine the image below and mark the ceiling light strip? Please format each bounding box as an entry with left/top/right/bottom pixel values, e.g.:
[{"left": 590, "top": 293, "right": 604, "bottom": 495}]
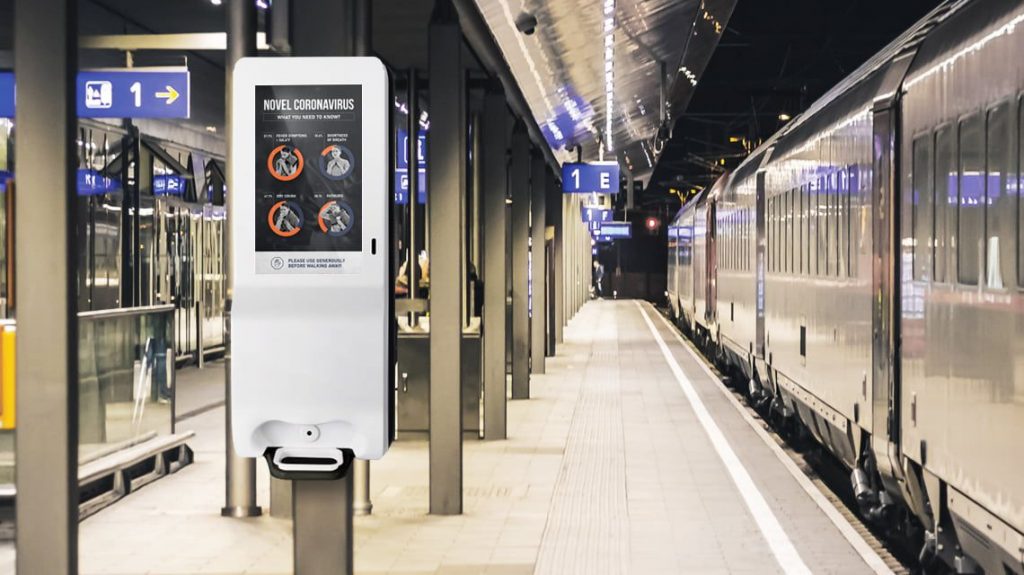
[{"left": 604, "top": 0, "right": 615, "bottom": 152}]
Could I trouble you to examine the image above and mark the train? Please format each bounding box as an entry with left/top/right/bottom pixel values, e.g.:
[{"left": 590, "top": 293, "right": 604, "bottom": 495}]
[
  {"left": 666, "top": 1, "right": 1024, "bottom": 573},
  {"left": 0, "top": 116, "right": 228, "bottom": 365}
]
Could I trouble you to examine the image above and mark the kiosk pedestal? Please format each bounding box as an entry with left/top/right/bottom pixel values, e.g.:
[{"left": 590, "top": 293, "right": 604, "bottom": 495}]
[
  {"left": 230, "top": 56, "right": 393, "bottom": 575},
  {"left": 293, "top": 474, "right": 354, "bottom": 575}
]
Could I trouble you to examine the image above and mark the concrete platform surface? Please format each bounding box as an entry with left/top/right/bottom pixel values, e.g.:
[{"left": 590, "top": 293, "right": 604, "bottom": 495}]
[{"left": 0, "top": 300, "right": 887, "bottom": 574}]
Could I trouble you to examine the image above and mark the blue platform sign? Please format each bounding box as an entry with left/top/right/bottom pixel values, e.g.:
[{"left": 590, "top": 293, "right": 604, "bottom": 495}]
[
  {"left": 581, "top": 206, "right": 612, "bottom": 224},
  {"left": 77, "top": 169, "right": 121, "bottom": 196},
  {"left": 154, "top": 174, "right": 188, "bottom": 196},
  {"left": 562, "top": 161, "right": 619, "bottom": 194},
  {"left": 0, "top": 73, "right": 13, "bottom": 118},
  {"left": 598, "top": 221, "right": 632, "bottom": 239},
  {"left": 78, "top": 70, "right": 190, "bottom": 119},
  {"left": 395, "top": 129, "right": 427, "bottom": 205},
  {"left": 0, "top": 69, "right": 190, "bottom": 119}
]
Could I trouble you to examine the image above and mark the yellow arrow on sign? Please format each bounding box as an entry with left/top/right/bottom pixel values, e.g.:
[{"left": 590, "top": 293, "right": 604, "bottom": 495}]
[{"left": 156, "top": 85, "right": 179, "bottom": 105}]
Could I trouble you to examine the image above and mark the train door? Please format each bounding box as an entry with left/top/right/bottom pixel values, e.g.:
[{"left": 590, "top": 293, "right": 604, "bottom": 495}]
[
  {"left": 755, "top": 170, "right": 766, "bottom": 357},
  {"left": 706, "top": 198, "right": 717, "bottom": 324},
  {"left": 870, "top": 99, "right": 902, "bottom": 480}
]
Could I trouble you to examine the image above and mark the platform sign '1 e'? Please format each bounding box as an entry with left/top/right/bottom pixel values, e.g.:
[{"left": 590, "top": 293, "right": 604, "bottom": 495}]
[{"left": 562, "top": 161, "right": 620, "bottom": 194}]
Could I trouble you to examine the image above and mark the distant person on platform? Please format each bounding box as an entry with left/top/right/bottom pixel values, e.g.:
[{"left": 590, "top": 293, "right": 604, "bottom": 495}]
[{"left": 593, "top": 260, "right": 605, "bottom": 299}]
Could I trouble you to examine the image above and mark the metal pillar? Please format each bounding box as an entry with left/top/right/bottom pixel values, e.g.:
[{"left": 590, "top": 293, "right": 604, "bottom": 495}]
[
  {"left": 554, "top": 193, "right": 565, "bottom": 341},
  {"left": 290, "top": 0, "right": 355, "bottom": 56},
  {"left": 353, "top": 0, "right": 372, "bottom": 56},
  {"left": 529, "top": 151, "right": 547, "bottom": 374},
  {"left": 293, "top": 474, "right": 354, "bottom": 575},
  {"left": 281, "top": 4, "right": 365, "bottom": 572},
  {"left": 352, "top": 0, "right": 374, "bottom": 520},
  {"left": 406, "top": 70, "right": 420, "bottom": 319},
  {"left": 547, "top": 169, "right": 562, "bottom": 352},
  {"left": 14, "top": 0, "right": 78, "bottom": 572},
  {"left": 565, "top": 195, "right": 572, "bottom": 323},
  {"left": 509, "top": 123, "right": 531, "bottom": 399},
  {"left": 481, "top": 85, "right": 508, "bottom": 440},
  {"left": 428, "top": 0, "right": 465, "bottom": 515},
  {"left": 223, "top": 0, "right": 262, "bottom": 519}
]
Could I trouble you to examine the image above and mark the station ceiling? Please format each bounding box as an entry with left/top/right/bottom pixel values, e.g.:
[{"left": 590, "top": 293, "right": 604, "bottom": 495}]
[{"left": 474, "top": 0, "right": 736, "bottom": 178}]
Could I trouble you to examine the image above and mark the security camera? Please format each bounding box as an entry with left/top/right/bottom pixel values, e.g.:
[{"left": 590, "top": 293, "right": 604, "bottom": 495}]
[{"left": 515, "top": 11, "right": 538, "bottom": 35}]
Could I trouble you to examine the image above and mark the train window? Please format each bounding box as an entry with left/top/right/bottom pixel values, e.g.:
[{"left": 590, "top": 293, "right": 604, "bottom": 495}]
[
  {"left": 787, "top": 188, "right": 794, "bottom": 273},
  {"left": 832, "top": 172, "right": 840, "bottom": 277},
  {"left": 838, "top": 170, "right": 847, "bottom": 278},
  {"left": 818, "top": 176, "right": 828, "bottom": 275},
  {"left": 844, "top": 170, "right": 852, "bottom": 277},
  {"left": 1019, "top": 96, "right": 1024, "bottom": 288},
  {"left": 771, "top": 197, "right": 776, "bottom": 273},
  {"left": 934, "top": 126, "right": 955, "bottom": 283},
  {"left": 958, "top": 114, "right": 984, "bottom": 285},
  {"left": 798, "top": 186, "right": 805, "bottom": 274},
  {"left": 790, "top": 188, "right": 796, "bottom": 273},
  {"left": 770, "top": 196, "right": 778, "bottom": 272},
  {"left": 985, "top": 102, "right": 1013, "bottom": 289},
  {"left": 802, "top": 185, "right": 810, "bottom": 276},
  {"left": 809, "top": 181, "right": 817, "bottom": 276},
  {"left": 774, "top": 198, "right": 778, "bottom": 273},
  {"left": 912, "top": 135, "right": 934, "bottom": 282}
]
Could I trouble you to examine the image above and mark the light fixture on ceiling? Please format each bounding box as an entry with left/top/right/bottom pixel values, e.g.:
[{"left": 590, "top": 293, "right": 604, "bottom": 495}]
[
  {"left": 210, "top": 0, "right": 223, "bottom": 5},
  {"left": 778, "top": 112, "right": 792, "bottom": 122},
  {"left": 603, "top": 0, "right": 615, "bottom": 152}
]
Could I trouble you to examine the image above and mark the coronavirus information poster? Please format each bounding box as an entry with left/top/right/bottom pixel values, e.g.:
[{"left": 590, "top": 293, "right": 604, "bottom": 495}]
[{"left": 255, "top": 84, "right": 362, "bottom": 274}]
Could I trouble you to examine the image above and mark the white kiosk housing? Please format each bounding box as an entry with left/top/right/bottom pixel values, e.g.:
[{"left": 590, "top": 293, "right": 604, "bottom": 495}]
[{"left": 230, "top": 57, "right": 392, "bottom": 479}]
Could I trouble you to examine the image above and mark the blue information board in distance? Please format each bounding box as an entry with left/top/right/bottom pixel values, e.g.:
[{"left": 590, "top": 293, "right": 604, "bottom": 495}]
[
  {"left": 395, "top": 129, "right": 427, "bottom": 205},
  {"left": 562, "top": 161, "right": 619, "bottom": 194},
  {"left": 598, "top": 221, "right": 632, "bottom": 239}
]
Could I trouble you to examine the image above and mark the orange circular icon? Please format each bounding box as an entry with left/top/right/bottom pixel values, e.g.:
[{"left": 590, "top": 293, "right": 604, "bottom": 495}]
[
  {"left": 268, "top": 200, "right": 303, "bottom": 237},
  {"left": 267, "top": 145, "right": 304, "bottom": 182}
]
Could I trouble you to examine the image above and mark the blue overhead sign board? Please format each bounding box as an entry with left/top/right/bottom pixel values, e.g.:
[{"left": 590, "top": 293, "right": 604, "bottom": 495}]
[
  {"left": 581, "top": 206, "right": 612, "bottom": 224},
  {"left": 0, "top": 69, "right": 190, "bottom": 119},
  {"left": 78, "top": 70, "right": 190, "bottom": 119},
  {"left": 0, "top": 73, "right": 13, "bottom": 118},
  {"left": 597, "top": 222, "right": 632, "bottom": 239},
  {"left": 395, "top": 129, "right": 427, "bottom": 205},
  {"left": 562, "top": 161, "right": 619, "bottom": 194}
]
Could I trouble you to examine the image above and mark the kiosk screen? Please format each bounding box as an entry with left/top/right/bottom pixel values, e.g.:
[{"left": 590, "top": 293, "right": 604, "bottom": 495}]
[{"left": 255, "top": 84, "right": 363, "bottom": 273}]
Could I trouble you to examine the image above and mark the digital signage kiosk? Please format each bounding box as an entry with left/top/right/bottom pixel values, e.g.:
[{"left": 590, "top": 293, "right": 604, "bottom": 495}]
[{"left": 230, "top": 57, "right": 393, "bottom": 481}]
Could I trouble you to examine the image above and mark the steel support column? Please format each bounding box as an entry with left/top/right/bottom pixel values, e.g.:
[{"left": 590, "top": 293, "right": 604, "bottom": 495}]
[
  {"left": 278, "top": 7, "right": 366, "bottom": 572},
  {"left": 352, "top": 0, "right": 373, "bottom": 519},
  {"left": 567, "top": 195, "right": 577, "bottom": 320},
  {"left": 481, "top": 86, "right": 508, "bottom": 439},
  {"left": 546, "top": 169, "right": 562, "bottom": 353},
  {"left": 428, "top": 0, "right": 465, "bottom": 515},
  {"left": 509, "top": 123, "right": 531, "bottom": 399},
  {"left": 14, "top": 0, "right": 78, "bottom": 572},
  {"left": 290, "top": 0, "right": 355, "bottom": 56},
  {"left": 223, "top": 0, "right": 261, "bottom": 520},
  {"left": 529, "top": 151, "right": 547, "bottom": 374}
]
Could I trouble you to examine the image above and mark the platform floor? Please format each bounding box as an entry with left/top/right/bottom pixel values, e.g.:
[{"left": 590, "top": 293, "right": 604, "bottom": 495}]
[{"left": 1, "top": 300, "right": 889, "bottom": 574}]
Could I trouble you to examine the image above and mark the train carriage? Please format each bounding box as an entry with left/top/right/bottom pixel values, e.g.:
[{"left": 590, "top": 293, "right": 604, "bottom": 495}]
[{"left": 667, "top": 1, "right": 1024, "bottom": 572}]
